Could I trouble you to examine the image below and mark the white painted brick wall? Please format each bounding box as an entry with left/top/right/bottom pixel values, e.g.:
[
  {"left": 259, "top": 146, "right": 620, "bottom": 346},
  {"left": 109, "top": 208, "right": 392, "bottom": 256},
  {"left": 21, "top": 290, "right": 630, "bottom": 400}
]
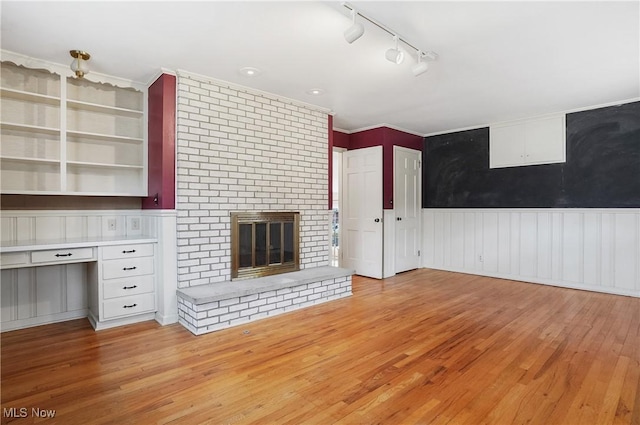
[{"left": 175, "top": 71, "right": 330, "bottom": 288}]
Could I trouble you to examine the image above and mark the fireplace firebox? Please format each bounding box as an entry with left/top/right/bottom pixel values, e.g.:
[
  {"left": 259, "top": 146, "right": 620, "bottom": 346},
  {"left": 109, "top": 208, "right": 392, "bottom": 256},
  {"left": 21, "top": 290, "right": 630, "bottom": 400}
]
[{"left": 230, "top": 212, "right": 300, "bottom": 280}]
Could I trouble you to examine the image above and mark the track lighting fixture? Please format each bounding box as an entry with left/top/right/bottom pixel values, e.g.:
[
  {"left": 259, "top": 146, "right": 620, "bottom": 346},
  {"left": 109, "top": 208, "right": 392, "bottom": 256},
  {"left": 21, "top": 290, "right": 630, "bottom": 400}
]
[
  {"left": 344, "top": 9, "right": 364, "bottom": 44},
  {"left": 341, "top": 2, "right": 438, "bottom": 76},
  {"left": 385, "top": 35, "right": 404, "bottom": 65},
  {"left": 69, "top": 50, "right": 90, "bottom": 78},
  {"left": 412, "top": 51, "right": 439, "bottom": 77},
  {"left": 412, "top": 51, "right": 429, "bottom": 76}
]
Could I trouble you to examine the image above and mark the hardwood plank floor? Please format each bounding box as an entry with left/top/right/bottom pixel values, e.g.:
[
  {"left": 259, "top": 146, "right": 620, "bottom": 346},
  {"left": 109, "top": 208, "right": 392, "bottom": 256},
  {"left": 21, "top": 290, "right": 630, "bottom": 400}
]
[{"left": 2, "top": 269, "right": 639, "bottom": 424}]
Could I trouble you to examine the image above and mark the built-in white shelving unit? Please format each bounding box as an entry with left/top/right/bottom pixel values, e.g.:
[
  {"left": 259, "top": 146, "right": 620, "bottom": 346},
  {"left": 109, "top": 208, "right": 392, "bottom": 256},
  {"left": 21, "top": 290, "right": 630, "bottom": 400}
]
[{"left": 0, "top": 52, "right": 147, "bottom": 196}]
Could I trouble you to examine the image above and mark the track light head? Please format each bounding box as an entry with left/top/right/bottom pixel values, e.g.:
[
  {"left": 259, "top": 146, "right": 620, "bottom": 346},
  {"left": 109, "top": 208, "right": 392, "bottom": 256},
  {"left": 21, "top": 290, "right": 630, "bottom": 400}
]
[
  {"left": 412, "top": 51, "right": 438, "bottom": 76},
  {"left": 412, "top": 51, "right": 429, "bottom": 76},
  {"left": 344, "top": 22, "right": 364, "bottom": 44},
  {"left": 385, "top": 48, "right": 404, "bottom": 64},
  {"left": 385, "top": 36, "right": 404, "bottom": 64},
  {"left": 412, "top": 60, "right": 429, "bottom": 76},
  {"left": 344, "top": 9, "right": 364, "bottom": 44}
]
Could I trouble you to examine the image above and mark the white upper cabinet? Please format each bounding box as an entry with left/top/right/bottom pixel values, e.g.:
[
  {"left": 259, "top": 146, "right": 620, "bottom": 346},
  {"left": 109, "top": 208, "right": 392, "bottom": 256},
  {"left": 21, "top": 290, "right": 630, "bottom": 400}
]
[
  {"left": 0, "top": 51, "right": 147, "bottom": 196},
  {"left": 490, "top": 114, "right": 566, "bottom": 168}
]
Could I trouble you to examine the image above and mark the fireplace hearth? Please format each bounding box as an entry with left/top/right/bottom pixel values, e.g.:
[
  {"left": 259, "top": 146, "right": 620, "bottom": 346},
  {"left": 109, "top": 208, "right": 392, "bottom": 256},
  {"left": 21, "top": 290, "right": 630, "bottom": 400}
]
[{"left": 230, "top": 212, "right": 300, "bottom": 280}]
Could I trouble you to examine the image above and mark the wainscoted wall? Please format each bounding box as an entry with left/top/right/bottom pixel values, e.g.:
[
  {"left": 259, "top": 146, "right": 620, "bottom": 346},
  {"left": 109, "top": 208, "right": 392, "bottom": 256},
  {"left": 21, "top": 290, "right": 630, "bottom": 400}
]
[
  {"left": 0, "top": 210, "right": 148, "bottom": 244},
  {"left": 422, "top": 208, "right": 640, "bottom": 297},
  {"left": 175, "top": 71, "right": 330, "bottom": 288}
]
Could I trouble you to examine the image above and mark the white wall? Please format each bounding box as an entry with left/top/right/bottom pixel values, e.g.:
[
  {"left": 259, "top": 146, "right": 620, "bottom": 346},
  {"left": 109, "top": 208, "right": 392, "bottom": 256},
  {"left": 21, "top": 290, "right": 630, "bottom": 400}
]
[
  {"left": 175, "top": 71, "right": 330, "bottom": 288},
  {"left": 422, "top": 208, "right": 640, "bottom": 297}
]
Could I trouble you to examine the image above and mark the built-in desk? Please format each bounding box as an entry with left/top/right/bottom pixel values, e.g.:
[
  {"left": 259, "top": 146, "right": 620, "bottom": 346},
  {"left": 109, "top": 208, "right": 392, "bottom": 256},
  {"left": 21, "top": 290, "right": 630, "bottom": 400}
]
[{"left": 1, "top": 236, "right": 158, "bottom": 331}]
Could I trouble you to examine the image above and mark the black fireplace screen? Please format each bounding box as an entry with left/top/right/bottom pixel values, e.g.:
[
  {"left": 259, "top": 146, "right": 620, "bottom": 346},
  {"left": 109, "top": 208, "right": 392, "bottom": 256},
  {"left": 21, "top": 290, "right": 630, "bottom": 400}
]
[{"left": 231, "top": 212, "right": 300, "bottom": 279}]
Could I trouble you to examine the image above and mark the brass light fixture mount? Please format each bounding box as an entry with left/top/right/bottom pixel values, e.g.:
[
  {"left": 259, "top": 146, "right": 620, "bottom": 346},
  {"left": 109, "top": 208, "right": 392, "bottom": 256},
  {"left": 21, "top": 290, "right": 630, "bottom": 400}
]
[
  {"left": 70, "top": 50, "right": 90, "bottom": 61},
  {"left": 69, "top": 50, "right": 91, "bottom": 78}
]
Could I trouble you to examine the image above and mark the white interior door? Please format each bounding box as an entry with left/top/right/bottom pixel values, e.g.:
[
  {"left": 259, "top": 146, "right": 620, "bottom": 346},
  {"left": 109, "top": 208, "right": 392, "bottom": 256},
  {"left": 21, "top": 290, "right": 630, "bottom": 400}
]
[
  {"left": 394, "top": 146, "right": 421, "bottom": 273},
  {"left": 342, "top": 146, "right": 383, "bottom": 279}
]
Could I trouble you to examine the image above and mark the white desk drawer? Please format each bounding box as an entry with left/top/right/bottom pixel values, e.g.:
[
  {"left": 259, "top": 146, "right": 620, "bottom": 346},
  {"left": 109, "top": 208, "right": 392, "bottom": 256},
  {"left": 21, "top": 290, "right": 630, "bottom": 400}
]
[
  {"left": 1, "top": 252, "right": 29, "bottom": 268},
  {"left": 102, "top": 244, "right": 154, "bottom": 260},
  {"left": 103, "top": 293, "right": 155, "bottom": 319},
  {"left": 31, "top": 247, "right": 95, "bottom": 264},
  {"left": 103, "top": 275, "right": 154, "bottom": 299},
  {"left": 102, "top": 257, "right": 154, "bottom": 280}
]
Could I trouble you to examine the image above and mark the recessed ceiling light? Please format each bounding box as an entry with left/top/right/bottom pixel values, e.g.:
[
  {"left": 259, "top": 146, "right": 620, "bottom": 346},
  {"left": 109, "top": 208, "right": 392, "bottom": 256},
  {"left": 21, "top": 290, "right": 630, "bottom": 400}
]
[
  {"left": 239, "top": 67, "right": 261, "bottom": 77},
  {"left": 306, "top": 88, "right": 324, "bottom": 95}
]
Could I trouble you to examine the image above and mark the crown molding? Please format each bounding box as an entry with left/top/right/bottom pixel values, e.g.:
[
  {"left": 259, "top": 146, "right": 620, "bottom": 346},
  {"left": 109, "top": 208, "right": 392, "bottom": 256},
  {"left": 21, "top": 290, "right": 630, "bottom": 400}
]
[
  {"left": 176, "top": 69, "right": 333, "bottom": 115},
  {"left": 333, "top": 123, "right": 424, "bottom": 137},
  {"left": 1, "top": 49, "right": 147, "bottom": 91},
  {"left": 146, "top": 67, "right": 177, "bottom": 86},
  {"left": 424, "top": 98, "right": 640, "bottom": 137}
]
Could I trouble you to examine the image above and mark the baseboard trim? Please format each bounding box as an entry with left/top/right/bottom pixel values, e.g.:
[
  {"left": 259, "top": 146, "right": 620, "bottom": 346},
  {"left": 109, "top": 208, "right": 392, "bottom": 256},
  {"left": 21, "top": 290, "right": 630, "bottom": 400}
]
[
  {"left": 155, "top": 312, "right": 179, "bottom": 326},
  {"left": 422, "top": 265, "right": 640, "bottom": 298}
]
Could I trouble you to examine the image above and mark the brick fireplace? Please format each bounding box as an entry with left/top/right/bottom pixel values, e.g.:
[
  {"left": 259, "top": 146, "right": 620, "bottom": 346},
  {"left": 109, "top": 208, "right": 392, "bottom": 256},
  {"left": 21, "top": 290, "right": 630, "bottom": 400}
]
[
  {"left": 175, "top": 71, "right": 330, "bottom": 289},
  {"left": 174, "top": 71, "right": 354, "bottom": 335}
]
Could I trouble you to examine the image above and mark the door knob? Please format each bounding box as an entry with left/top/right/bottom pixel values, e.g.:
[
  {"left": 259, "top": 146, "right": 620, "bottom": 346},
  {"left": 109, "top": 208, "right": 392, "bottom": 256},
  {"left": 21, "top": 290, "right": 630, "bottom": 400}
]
[
  {"left": 374, "top": 218, "right": 380, "bottom": 223},
  {"left": 396, "top": 217, "right": 402, "bottom": 221}
]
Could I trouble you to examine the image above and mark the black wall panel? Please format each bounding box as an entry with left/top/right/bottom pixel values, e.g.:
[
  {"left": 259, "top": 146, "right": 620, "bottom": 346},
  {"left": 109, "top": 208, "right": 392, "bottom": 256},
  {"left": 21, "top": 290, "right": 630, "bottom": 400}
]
[{"left": 423, "top": 101, "right": 640, "bottom": 208}]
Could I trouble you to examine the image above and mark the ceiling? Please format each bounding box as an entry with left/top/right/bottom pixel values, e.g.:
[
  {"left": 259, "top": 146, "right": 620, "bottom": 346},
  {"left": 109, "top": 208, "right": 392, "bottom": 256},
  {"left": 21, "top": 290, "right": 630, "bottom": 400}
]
[{"left": 1, "top": 1, "right": 638, "bottom": 135}]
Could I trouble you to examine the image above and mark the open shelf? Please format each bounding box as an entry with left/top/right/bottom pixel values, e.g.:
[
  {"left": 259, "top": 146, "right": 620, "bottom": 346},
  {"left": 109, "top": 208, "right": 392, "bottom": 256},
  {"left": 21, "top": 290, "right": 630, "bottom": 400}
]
[
  {"left": 66, "top": 130, "right": 143, "bottom": 144},
  {"left": 1, "top": 156, "right": 60, "bottom": 165},
  {"left": 1, "top": 61, "right": 60, "bottom": 97},
  {"left": 67, "top": 99, "right": 143, "bottom": 118},
  {"left": 66, "top": 163, "right": 145, "bottom": 195},
  {"left": 1, "top": 122, "right": 60, "bottom": 136},
  {"left": 67, "top": 135, "right": 143, "bottom": 167},
  {"left": 67, "top": 161, "right": 144, "bottom": 170},
  {"left": 1, "top": 159, "right": 61, "bottom": 192},
  {"left": 1, "top": 125, "right": 60, "bottom": 161},
  {"left": 1, "top": 88, "right": 60, "bottom": 105},
  {"left": 67, "top": 77, "right": 143, "bottom": 111},
  {"left": 1, "top": 97, "right": 60, "bottom": 129}
]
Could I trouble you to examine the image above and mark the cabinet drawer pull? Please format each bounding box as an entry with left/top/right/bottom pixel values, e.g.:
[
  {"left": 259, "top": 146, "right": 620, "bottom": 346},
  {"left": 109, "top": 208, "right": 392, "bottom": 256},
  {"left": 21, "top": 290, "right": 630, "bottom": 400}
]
[
  {"left": 123, "top": 304, "right": 137, "bottom": 309},
  {"left": 122, "top": 249, "right": 136, "bottom": 254},
  {"left": 55, "top": 253, "right": 73, "bottom": 257},
  {"left": 123, "top": 266, "right": 137, "bottom": 271},
  {"left": 123, "top": 285, "right": 138, "bottom": 290}
]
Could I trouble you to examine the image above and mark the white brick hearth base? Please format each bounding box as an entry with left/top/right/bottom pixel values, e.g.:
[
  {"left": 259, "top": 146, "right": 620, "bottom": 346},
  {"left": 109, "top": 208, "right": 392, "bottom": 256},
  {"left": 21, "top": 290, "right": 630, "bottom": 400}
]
[{"left": 177, "top": 267, "right": 353, "bottom": 335}]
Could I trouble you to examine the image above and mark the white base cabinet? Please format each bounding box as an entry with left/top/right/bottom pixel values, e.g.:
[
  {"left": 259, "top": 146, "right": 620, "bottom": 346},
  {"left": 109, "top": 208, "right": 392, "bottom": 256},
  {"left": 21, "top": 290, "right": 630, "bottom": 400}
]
[{"left": 88, "top": 243, "right": 157, "bottom": 330}]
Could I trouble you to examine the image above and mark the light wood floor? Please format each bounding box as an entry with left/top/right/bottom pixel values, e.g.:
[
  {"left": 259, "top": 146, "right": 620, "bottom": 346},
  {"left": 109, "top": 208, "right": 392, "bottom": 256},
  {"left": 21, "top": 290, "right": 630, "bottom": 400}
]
[{"left": 2, "top": 269, "right": 639, "bottom": 425}]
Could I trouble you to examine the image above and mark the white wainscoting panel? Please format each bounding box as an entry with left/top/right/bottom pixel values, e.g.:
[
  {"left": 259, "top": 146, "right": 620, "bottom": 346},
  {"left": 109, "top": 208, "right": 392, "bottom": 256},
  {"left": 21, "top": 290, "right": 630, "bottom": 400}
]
[
  {"left": 383, "top": 209, "right": 396, "bottom": 278},
  {"left": 422, "top": 209, "right": 640, "bottom": 298}
]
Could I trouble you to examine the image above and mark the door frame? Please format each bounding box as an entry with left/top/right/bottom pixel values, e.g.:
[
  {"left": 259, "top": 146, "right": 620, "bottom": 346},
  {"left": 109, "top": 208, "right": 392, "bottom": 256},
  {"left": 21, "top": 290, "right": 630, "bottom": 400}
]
[{"left": 331, "top": 147, "right": 346, "bottom": 267}]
